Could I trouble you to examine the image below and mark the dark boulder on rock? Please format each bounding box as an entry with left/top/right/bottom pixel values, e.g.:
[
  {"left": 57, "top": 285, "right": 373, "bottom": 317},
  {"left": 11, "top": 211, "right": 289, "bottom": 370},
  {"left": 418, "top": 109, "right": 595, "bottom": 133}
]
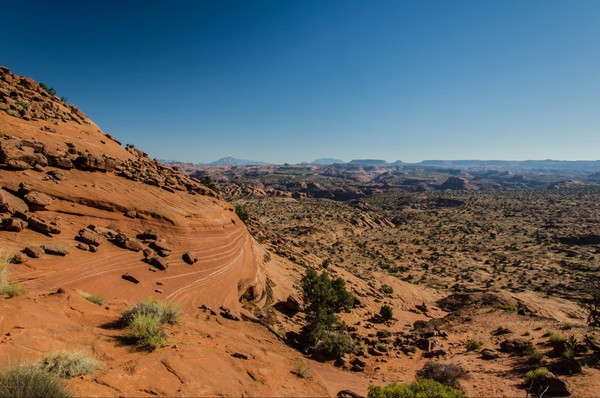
[
  {"left": 76, "top": 228, "right": 101, "bottom": 246},
  {"left": 182, "top": 251, "right": 198, "bottom": 264},
  {"left": 23, "top": 245, "right": 44, "bottom": 258},
  {"left": 27, "top": 216, "right": 60, "bottom": 235},
  {"left": 113, "top": 233, "right": 144, "bottom": 252},
  {"left": 4, "top": 217, "right": 27, "bottom": 232},
  {"left": 122, "top": 273, "right": 140, "bottom": 284},
  {"left": 500, "top": 338, "right": 533, "bottom": 354}
]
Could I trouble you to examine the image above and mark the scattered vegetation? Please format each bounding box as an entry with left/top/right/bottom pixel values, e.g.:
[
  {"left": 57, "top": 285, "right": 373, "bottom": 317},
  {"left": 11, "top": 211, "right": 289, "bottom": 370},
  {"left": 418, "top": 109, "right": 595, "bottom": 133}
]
[
  {"left": 300, "top": 268, "right": 354, "bottom": 357},
  {"left": 379, "top": 284, "right": 394, "bottom": 295},
  {"left": 0, "top": 365, "right": 72, "bottom": 398},
  {"left": 39, "top": 82, "right": 57, "bottom": 96},
  {"left": 465, "top": 339, "right": 484, "bottom": 351},
  {"left": 200, "top": 176, "right": 220, "bottom": 194},
  {"left": 368, "top": 379, "right": 465, "bottom": 398},
  {"left": 79, "top": 291, "right": 105, "bottom": 306},
  {"left": 0, "top": 251, "right": 23, "bottom": 298},
  {"left": 524, "top": 367, "right": 549, "bottom": 384},
  {"left": 291, "top": 358, "right": 312, "bottom": 379},
  {"left": 121, "top": 299, "right": 181, "bottom": 350},
  {"left": 37, "top": 351, "right": 102, "bottom": 379},
  {"left": 235, "top": 205, "right": 249, "bottom": 223},
  {"left": 586, "top": 276, "right": 600, "bottom": 327},
  {"left": 492, "top": 304, "right": 517, "bottom": 312},
  {"left": 379, "top": 305, "right": 394, "bottom": 321},
  {"left": 415, "top": 361, "right": 468, "bottom": 389}
]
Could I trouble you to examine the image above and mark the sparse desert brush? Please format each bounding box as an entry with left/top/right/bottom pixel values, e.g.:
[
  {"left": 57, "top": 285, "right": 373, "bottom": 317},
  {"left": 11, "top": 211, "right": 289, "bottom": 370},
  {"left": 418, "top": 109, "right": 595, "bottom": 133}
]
[
  {"left": 465, "top": 339, "right": 484, "bottom": 351},
  {"left": 79, "top": 291, "right": 105, "bottom": 306},
  {"left": 0, "top": 251, "right": 23, "bottom": 298},
  {"left": 416, "top": 361, "right": 469, "bottom": 389},
  {"left": 492, "top": 304, "right": 518, "bottom": 312},
  {"left": 291, "top": 358, "right": 312, "bottom": 379},
  {"left": 379, "top": 284, "right": 394, "bottom": 295},
  {"left": 0, "top": 364, "right": 72, "bottom": 398},
  {"left": 121, "top": 299, "right": 180, "bottom": 350},
  {"left": 37, "top": 351, "right": 102, "bottom": 378},
  {"left": 380, "top": 305, "right": 394, "bottom": 321},
  {"left": 368, "top": 379, "right": 466, "bottom": 398},
  {"left": 524, "top": 367, "right": 549, "bottom": 384},
  {"left": 128, "top": 312, "right": 168, "bottom": 350},
  {"left": 545, "top": 331, "right": 566, "bottom": 344},
  {"left": 121, "top": 299, "right": 181, "bottom": 326}
]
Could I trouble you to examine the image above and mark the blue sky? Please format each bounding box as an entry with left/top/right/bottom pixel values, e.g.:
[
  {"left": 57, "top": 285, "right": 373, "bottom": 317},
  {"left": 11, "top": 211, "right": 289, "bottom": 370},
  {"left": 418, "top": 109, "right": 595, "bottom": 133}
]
[{"left": 2, "top": 0, "right": 599, "bottom": 163}]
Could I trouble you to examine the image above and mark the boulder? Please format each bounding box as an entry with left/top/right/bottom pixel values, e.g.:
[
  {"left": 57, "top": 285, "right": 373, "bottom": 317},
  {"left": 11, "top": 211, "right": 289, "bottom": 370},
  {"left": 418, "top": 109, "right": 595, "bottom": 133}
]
[
  {"left": 122, "top": 273, "right": 140, "bottom": 284},
  {"left": 529, "top": 373, "right": 571, "bottom": 397},
  {"left": 220, "top": 306, "right": 241, "bottom": 321},
  {"left": 182, "top": 251, "right": 198, "bottom": 265},
  {"left": 23, "top": 191, "right": 53, "bottom": 210},
  {"left": 41, "top": 244, "right": 69, "bottom": 256},
  {"left": 23, "top": 246, "right": 44, "bottom": 258},
  {"left": 4, "top": 217, "right": 27, "bottom": 232},
  {"left": 12, "top": 253, "right": 27, "bottom": 263},
  {"left": 76, "top": 242, "right": 91, "bottom": 251},
  {"left": 151, "top": 240, "right": 172, "bottom": 257},
  {"left": 113, "top": 233, "right": 144, "bottom": 252},
  {"left": 481, "top": 348, "right": 501, "bottom": 360},
  {"left": 500, "top": 338, "right": 533, "bottom": 354},
  {"left": 27, "top": 216, "right": 60, "bottom": 235},
  {"left": 550, "top": 359, "right": 583, "bottom": 375},
  {"left": 76, "top": 228, "right": 101, "bottom": 246},
  {"left": 285, "top": 293, "right": 303, "bottom": 311},
  {"left": 0, "top": 189, "right": 28, "bottom": 214},
  {"left": 150, "top": 257, "right": 169, "bottom": 271}
]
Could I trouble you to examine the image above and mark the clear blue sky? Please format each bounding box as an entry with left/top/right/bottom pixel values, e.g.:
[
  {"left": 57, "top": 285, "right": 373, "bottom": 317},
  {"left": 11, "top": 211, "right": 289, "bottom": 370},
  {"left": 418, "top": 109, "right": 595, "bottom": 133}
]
[{"left": 2, "top": 0, "right": 599, "bottom": 163}]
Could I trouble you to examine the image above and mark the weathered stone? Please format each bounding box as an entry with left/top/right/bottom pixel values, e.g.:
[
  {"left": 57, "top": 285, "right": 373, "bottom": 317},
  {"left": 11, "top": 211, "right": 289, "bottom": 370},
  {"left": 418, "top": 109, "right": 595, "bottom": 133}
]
[
  {"left": 113, "top": 233, "right": 144, "bottom": 251},
  {"left": 150, "top": 257, "right": 169, "bottom": 271},
  {"left": 27, "top": 216, "right": 60, "bottom": 235},
  {"left": 529, "top": 373, "right": 571, "bottom": 397},
  {"left": 4, "top": 217, "right": 27, "bottom": 231},
  {"left": 285, "top": 293, "right": 303, "bottom": 311},
  {"left": 76, "top": 242, "right": 91, "bottom": 251},
  {"left": 41, "top": 244, "right": 69, "bottom": 256},
  {"left": 0, "top": 189, "right": 28, "bottom": 214},
  {"left": 12, "top": 253, "right": 27, "bottom": 263},
  {"left": 423, "top": 348, "right": 448, "bottom": 358},
  {"left": 182, "top": 251, "right": 198, "bottom": 264},
  {"left": 89, "top": 225, "right": 118, "bottom": 238},
  {"left": 6, "top": 159, "right": 31, "bottom": 170},
  {"left": 500, "top": 338, "right": 533, "bottom": 354},
  {"left": 481, "top": 348, "right": 501, "bottom": 360},
  {"left": 122, "top": 273, "right": 140, "bottom": 284},
  {"left": 151, "top": 240, "right": 172, "bottom": 256},
  {"left": 220, "top": 306, "right": 241, "bottom": 321},
  {"left": 23, "top": 191, "right": 53, "bottom": 210},
  {"left": 125, "top": 210, "right": 137, "bottom": 218},
  {"left": 337, "top": 390, "right": 365, "bottom": 398},
  {"left": 23, "top": 246, "right": 44, "bottom": 258},
  {"left": 76, "top": 228, "right": 101, "bottom": 246},
  {"left": 231, "top": 352, "right": 249, "bottom": 360}
]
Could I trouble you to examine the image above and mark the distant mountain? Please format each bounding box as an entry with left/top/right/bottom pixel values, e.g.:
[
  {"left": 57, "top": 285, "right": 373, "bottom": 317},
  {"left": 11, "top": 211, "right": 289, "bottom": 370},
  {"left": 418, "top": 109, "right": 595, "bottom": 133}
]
[
  {"left": 419, "top": 159, "right": 600, "bottom": 172},
  {"left": 207, "top": 156, "right": 269, "bottom": 166},
  {"left": 348, "top": 159, "right": 389, "bottom": 166},
  {"left": 311, "top": 158, "right": 344, "bottom": 165}
]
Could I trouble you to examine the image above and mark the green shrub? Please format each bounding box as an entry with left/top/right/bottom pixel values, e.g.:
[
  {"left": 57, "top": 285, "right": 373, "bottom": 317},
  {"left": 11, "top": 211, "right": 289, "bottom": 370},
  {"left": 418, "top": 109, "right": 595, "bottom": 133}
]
[
  {"left": 380, "top": 305, "right": 394, "bottom": 321},
  {"left": 465, "top": 339, "right": 484, "bottom": 351},
  {"left": 524, "top": 367, "right": 549, "bottom": 384},
  {"left": 0, "top": 365, "right": 72, "bottom": 398},
  {"left": 121, "top": 299, "right": 180, "bottom": 350},
  {"left": 547, "top": 331, "right": 566, "bottom": 344},
  {"left": 235, "top": 205, "right": 249, "bottom": 223},
  {"left": 121, "top": 299, "right": 180, "bottom": 326},
  {"left": 368, "top": 379, "right": 466, "bottom": 398},
  {"left": 200, "top": 176, "right": 220, "bottom": 194},
  {"left": 37, "top": 351, "right": 102, "bottom": 378},
  {"left": 79, "top": 291, "right": 105, "bottom": 306},
  {"left": 416, "top": 362, "right": 468, "bottom": 389},
  {"left": 379, "top": 284, "right": 394, "bottom": 295},
  {"left": 128, "top": 312, "right": 168, "bottom": 350}
]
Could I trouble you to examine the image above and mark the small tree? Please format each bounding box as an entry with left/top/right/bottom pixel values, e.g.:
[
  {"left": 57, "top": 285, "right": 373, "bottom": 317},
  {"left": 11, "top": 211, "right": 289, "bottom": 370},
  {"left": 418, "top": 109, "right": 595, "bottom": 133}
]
[
  {"left": 300, "top": 269, "right": 355, "bottom": 357},
  {"left": 380, "top": 305, "right": 394, "bottom": 321},
  {"left": 587, "top": 277, "right": 600, "bottom": 327}
]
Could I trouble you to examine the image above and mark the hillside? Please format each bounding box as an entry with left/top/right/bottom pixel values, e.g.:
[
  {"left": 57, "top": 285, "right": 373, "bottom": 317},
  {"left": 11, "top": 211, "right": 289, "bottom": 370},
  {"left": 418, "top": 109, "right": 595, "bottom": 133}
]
[{"left": 0, "top": 67, "right": 327, "bottom": 396}]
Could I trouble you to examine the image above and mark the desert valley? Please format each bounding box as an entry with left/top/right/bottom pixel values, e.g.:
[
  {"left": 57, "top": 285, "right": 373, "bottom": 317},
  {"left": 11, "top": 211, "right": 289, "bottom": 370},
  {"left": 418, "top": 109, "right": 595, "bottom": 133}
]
[{"left": 1, "top": 66, "right": 600, "bottom": 397}]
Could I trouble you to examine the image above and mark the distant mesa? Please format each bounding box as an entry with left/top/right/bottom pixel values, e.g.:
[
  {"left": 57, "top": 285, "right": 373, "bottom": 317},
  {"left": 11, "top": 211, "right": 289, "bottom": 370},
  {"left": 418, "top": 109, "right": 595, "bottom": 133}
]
[
  {"left": 348, "top": 159, "right": 389, "bottom": 166},
  {"left": 311, "top": 158, "right": 344, "bottom": 165},
  {"left": 207, "top": 156, "right": 269, "bottom": 166}
]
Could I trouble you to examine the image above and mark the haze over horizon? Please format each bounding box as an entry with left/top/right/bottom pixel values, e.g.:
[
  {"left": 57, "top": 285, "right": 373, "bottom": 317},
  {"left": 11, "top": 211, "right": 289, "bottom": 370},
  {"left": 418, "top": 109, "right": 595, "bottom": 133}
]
[{"left": 2, "top": 0, "right": 599, "bottom": 164}]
